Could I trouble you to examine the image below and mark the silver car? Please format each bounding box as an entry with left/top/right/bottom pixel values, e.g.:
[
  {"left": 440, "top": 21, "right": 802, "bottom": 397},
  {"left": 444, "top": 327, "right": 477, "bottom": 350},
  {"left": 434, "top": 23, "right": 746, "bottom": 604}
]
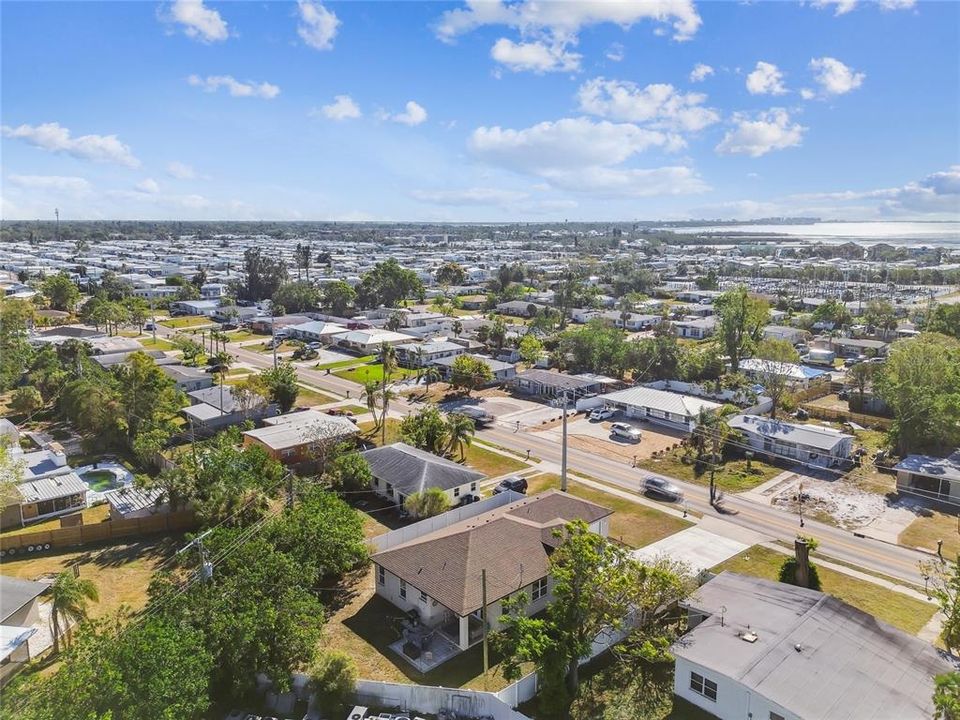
[
  {"left": 610, "top": 422, "right": 641, "bottom": 442},
  {"left": 643, "top": 476, "right": 683, "bottom": 502}
]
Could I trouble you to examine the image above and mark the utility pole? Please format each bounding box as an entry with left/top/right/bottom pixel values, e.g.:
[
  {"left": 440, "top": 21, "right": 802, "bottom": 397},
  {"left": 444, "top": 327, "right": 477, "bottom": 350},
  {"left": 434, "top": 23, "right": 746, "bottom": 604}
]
[
  {"left": 271, "top": 312, "right": 278, "bottom": 370},
  {"left": 481, "top": 568, "right": 489, "bottom": 674},
  {"left": 54, "top": 208, "right": 60, "bottom": 243},
  {"left": 149, "top": 294, "right": 157, "bottom": 343},
  {"left": 560, "top": 390, "right": 569, "bottom": 492},
  {"left": 178, "top": 529, "right": 214, "bottom": 582},
  {"left": 286, "top": 471, "right": 295, "bottom": 509}
]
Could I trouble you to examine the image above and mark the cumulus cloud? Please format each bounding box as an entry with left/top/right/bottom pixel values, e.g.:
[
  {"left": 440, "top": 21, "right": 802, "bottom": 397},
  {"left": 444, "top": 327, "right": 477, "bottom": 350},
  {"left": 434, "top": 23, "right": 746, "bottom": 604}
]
[
  {"left": 811, "top": 0, "right": 915, "bottom": 15},
  {"left": 434, "top": 0, "right": 700, "bottom": 74},
  {"left": 187, "top": 74, "right": 280, "bottom": 99},
  {"left": 7, "top": 174, "right": 91, "bottom": 193},
  {"left": 167, "top": 161, "right": 197, "bottom": 179},
  {"left": 297, "top": 0, "right": 339, "bottom": 51},
  {"left": 386, "top": 101, "right": 428, "bottom": 126},
  {"left": 468, "top": 116, "right": 708, "bottom": 197},
  {"left": 715, "top": 108, "right": 806, "bottom": 157},
  {"left": 410, "top": 187, "right": 530, "bottom": 206},
  {"left": 746, "top": 61, "right": 787, "bottom": 95},
  {"left": 314, "top": 95, "right": 362, "bottom": 120},
  {"left": 1, "top": 122, "right": 140, "bottom": 167},
  {"left": 135, "top": 178, "right": 160, "bottom": 194},
  {"left": 689, "top": 63, "right": 714, "bottom": 82},
  {"left": 809, "top": 57, "right": 865, "bottom": 96},
  {"left": 577, "top": 77, "right": 720, "bottom": 133},
  {"left": 491, "top": 38, "right": 581, "bottom": 73},
  {"left": 164, "top": 0, "right": 228, "bottom": 42}
]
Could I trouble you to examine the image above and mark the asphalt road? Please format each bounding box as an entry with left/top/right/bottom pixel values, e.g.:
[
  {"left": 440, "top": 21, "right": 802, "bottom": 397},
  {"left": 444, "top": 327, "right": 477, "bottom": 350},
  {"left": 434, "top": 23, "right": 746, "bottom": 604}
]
[{"left": 158, "top": 321, "right": 931, "bottom": 586}]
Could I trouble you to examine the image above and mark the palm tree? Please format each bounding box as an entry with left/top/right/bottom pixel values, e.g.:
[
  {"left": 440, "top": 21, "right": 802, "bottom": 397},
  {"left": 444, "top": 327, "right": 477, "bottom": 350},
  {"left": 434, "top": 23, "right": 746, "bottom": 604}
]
[
  {"left": 451, "top": 319, "right": 463, "bottom": 338},
  {"left": 49, "top": 571, "right": 99, "bottom": 653},
  {"left": 361, "top": 379, "right": 381, "bottom": 428},
  {"left": 423, "top": 366, "right": 441, "bottom": 394},
  {"left": 214, "top": 351, "right": 233, "bottom": 414},
  {"left": 691, "top": 406, "right": 737, "bottom": 505},
  {"left": 379, "top": 343, "right": 397, "bottom": 444},
  {"left": 445, "top": 413, "right": 475, "bottom": 460}
]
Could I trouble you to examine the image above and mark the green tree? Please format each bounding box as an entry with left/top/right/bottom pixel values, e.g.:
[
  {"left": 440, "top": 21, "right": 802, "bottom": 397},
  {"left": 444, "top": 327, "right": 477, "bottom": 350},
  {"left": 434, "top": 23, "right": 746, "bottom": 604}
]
[
  {"left": 876, "top": 333, "right": 960, "bottom": 455},
  {"left": 436, "top": 262, "right": 467, "bottom": 286},
  {"left": 323, "top": 280, "right": 357, "bottom": 316},
  {"left": 239, "top": 247, "right": 288, "bottom": 301},
  {"left": 323, "top": 450, "right": 373, "bottom": 492},
  {"left": 449, "top": 354, "right": 493, "bottom": 395},
  {"left": 50, "top": 571, "right": 99, "bottom": 654},
  {"left": 123, "top": 296, "right": 150, "bottom": 333},
  {"left": 752, "top": 338, "right": 801, "bottom": 419},
  {"left": 812, "top": 298, "right": 852, "bottom": 328},
  {"left": 847, "top": 361, "right": 878, "bottom": 412},
  {"left": 0, "top": 298, "right": 35, "bottom": 391},
  {"left": 399, "top": 405, "right": 449, "bottom": 455},
  {"left": 113, "top": 351, "right": 186, "bottom": 446},
  {"left": 356, "top": 258, "right": 424, "bottom": 308},
  {"left": 404, "top": 486, "right": 452, "bottom": 518},
  {"left": 863, "top": 299, "right": 898, "bottom": 338},
  {"left": 934, "top": 672, "right": 960, "bottom": 720},
  {"left": 519, "top": 333, "right": 544, "bottom": 365},
  {"left": 272, "top": 281, "right": 320, "bottom": 314},
  {"left": 10, "top": 385, "right": 43, "bottom": 416},
  {"left": 921, "top": 555, "right": 960, "bottom": 657},
  {"left": 310, "top": 651, "right": 358, "bottom": 715},
  {"left": 715, "top": 286, "right": 769, "bottom": 373},
  {"left": 445, "top": 412, "right": 475, "bottom": 460},
  {"left": 927, "top": 304, "right": 960, "bottom": 340},
  {"left": 41, "top": 272, "right": 81, "bottom": 311},
  {"left": 261, "top": 362, "right": 300, "bottom": 412}
]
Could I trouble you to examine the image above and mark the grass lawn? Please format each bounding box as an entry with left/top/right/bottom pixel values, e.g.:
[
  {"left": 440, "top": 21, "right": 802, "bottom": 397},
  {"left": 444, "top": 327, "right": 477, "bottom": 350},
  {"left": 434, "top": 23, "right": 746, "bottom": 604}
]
[
  {"left": 1, "top": 505, "right": 110, "bottom": 538},
  {"left": 712, "top": 545, "right": 936, "bottom": 635},
  {"left": 138, "top": 336, "right": 176, "bottom": 351},
  {"left": 159, "top": 316, "right": 212, "bottom": 329},
  {"left": 899, "top": 511, "right": 960, "bottom": 558},
  {"left": 1, "top": 536, "right": 181, "bottom": 619},
  {"left": 322, "top": 568, "right": 530, "bottom": 692},
  {"left": 334, "top": 362, "right": 418, "bottom": 385},
  {"left": 526, "top": 473, "right": 692, "bottom": 549},
  {"left": 314, "top": 354, "right": 376, "bottom": 371},
  {"left": 358, "top": 419, "right": 529, "bottom": 477},
  {"left": 638, "top": 449, "right": 781, "bottom": 493},
  {"left": 225, "top": 329, "right": 256, "bottom": 342},
  {"left": 294, "top": 385, "right": 339, "bottom": 406},
  {"left": 251, "top": 340, "right": 299, "bottom": 354},
  {"left": 846, "top": 428, "right": 896, "bottom": 494},
  {"left": 340, "top": 404, "right": 372, "bottom": 416}
]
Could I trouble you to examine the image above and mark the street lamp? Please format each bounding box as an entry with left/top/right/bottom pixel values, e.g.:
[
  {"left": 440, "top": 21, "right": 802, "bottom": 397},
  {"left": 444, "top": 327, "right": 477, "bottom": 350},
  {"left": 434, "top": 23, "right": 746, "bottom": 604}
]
[{"left": 798, "top": 482, "right": 805, "bottom": 528}]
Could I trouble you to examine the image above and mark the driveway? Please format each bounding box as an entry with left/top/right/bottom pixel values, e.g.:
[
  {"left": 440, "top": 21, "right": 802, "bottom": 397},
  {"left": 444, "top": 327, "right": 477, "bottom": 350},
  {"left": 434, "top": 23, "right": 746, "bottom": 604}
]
[
  {"left": 631, "top": 526, "right": 748, "bottom": 574},
  {"left": 533, "top": 417, "right": 687, "bottom": 462}
]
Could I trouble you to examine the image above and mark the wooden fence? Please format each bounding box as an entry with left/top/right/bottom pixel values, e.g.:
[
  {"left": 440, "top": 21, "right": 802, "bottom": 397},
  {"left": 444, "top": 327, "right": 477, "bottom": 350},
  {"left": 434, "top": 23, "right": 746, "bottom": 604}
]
[
  {"left": 799, "top": 403, "right": 893, "bottom": 430},
  {"left": 0, "top": 510, "right": 198, "bottom": 555}
]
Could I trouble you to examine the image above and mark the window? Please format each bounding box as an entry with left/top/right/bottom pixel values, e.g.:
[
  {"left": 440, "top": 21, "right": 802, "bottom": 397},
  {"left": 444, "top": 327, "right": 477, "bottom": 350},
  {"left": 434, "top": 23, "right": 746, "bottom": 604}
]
[
  {"left": 373, "top": 478, "right": 380, "bottom": 487},
  {"left": 399, "top": 580, "right": 407, "bottom": 599},
  {"left": 377, "top": 565, "right": 385, "bottom": 585},
  {"left": 386, "top": 483, "right": 393, "bottom": 497},
  {"left": 470, "top": 482, "right": 477, "bottom": 492},
  {"left": 419, "top": 590, "right": 428, "bottom": 604},
  {"left": 532, "top": 577, "right": 548, "bottom": 601},
  {"left": 453, "top": 487, "right": 461, "bottom": 497},
  {"left": 770, "top": 713, "right": 785, "bottom": 720},
  {"left": 690, "top": 672, "right": 717, "bottom": 701}
]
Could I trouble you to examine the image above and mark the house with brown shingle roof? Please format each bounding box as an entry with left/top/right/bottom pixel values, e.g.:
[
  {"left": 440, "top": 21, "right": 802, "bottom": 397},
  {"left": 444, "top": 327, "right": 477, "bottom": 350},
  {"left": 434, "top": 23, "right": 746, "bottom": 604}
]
[{"left": 371, "top": 490, "right": 612, "bottom": 661}]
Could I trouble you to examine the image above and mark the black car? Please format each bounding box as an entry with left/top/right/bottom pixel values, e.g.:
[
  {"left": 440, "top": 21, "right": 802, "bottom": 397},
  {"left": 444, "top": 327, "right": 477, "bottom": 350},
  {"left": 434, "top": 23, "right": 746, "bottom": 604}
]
[{"left": 493, "top": 476, "right": 528, "bottom": 495}]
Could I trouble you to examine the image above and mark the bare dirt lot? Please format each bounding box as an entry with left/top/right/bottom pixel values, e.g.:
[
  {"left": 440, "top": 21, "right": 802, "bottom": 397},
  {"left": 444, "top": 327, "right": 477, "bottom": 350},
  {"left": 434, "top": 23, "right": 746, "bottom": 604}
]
[{"left": 533, "top": 417, "right": 686, "bottom": 463}]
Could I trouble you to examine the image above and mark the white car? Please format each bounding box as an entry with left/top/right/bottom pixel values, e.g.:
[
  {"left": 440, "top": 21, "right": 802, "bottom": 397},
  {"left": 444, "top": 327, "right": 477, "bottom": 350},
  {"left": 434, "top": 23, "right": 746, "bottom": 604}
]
[
  {"left": 610, "top": 422, "right": 642, "bottom": 442},
  {"left": 589, "top": 407, "right": 614, "bottom": 421}
]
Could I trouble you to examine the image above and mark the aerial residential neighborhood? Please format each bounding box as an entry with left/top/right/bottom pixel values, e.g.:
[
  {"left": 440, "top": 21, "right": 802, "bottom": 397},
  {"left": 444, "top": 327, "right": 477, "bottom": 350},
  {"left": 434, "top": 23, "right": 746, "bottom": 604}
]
[{"left": 2, "top": 1, "right": 959, "bottom": 720}]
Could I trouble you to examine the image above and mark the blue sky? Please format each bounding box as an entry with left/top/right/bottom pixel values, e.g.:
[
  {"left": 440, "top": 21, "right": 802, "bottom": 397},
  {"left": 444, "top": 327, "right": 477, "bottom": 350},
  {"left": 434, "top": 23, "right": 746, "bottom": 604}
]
[{"left": 2, "top": 0, "right": 958, "bottom": 222}]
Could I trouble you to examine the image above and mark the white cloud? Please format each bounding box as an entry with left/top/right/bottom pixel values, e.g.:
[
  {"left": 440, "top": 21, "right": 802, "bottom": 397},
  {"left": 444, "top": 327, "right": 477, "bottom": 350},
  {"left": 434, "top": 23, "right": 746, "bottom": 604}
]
[
  {"left": 811, "top": 0, "right": 915, "bottom": 14},
  {"left": 165, "top": 0, "right": 228, "bottom": 42},
  {"left": 746, "top": 61, "right": 787, "bottom": 95},
  {"left": 387, "top": 101, "right": 428, "bottom": 126},
  {"left": 410, "top": 187, "right": 529, "bottom": 205},
  {"left": 7, "top": 174, "right": 91, "bottom": 193},
  {"left": 167, "top": 161, "right": 197, "bottom": 179},
  {"left": 1, "top": 122, "right": 140, "bottom": 167},
  {"left": 800, "top": 88, "right": 816, "bottom": 100},
  {"left": 468, "top": 116, "right": 708, "bottom": 197},
  {"left": 314, "top": 95, "right": 362, "bottom": 120},
  {"left": 878, "top": 0, "right": 916, "bottom": 9},
  {"left": 689, "top": 63, "right": 714, "bottom": 82},
  {"left": 187, "top": 74, "right": 280, "bottom": 99},
  {"left": 809, "top": 57, "right": 865, "bottom": 96},
  {"left": 135, "top": 178, "right": 160, "bottom": 194},
  {"left": 490, "top": 38, "right": 581, "bottom": 73},
  {"left": 297, "top": 0, "right": 339, "bottom": 51},
  {"left": 606, "top": 43, "right": 624, "bottom": 62},
  {"left": 577, "top": 77, "right": 720, "bottom": 132},
  {"left": 715, "top": 108, "right": 806, "bottom": 157}
]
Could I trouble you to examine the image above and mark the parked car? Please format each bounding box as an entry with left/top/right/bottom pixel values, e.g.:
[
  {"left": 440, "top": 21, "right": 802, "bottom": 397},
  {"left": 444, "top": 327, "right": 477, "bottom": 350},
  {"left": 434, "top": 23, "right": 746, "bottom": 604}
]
[
  {"left": 610, "top": 422, "right": 641, "bottom": 442},
  {"left": 493, "top": 476, "right": 528, "bottom": 495},
  {"left": 643, "top": 476, "right": 683, "bottom": 502},
  {"left": 220, "top": 322, "right": 239, "bottom": 331},
  {"left": 306, "top": 341, "right": 323, "bottom": 350},
  {"left": 144, "top": 321, "right": 157, "bottom": 331},
  {"left": 589, "top": 407, "right": 615, "bottom": 421},
  {"left": 456, "top": 406, "right": 494, "bottom": 427}
]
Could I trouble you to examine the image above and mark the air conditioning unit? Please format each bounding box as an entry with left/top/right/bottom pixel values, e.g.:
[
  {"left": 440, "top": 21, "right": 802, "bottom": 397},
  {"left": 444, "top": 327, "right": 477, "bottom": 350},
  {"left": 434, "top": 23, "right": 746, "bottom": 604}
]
[{"left": 347, "top": 707, "right": 368, "bottom": 720}]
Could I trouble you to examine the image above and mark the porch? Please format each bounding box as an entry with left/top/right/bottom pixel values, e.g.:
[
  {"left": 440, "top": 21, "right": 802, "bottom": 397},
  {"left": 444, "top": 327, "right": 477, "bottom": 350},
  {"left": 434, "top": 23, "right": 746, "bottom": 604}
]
[{"left": 388, "top": 611, "right": 485, "bottom": 673}]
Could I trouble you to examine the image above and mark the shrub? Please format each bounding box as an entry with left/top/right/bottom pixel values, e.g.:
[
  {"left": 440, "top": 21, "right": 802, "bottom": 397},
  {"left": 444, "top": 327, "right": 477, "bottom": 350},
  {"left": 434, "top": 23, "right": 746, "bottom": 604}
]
[
  {"left": 778, "top": 557, "right": 822, "bottom": 591},
  {"left": 310, "top": 650, "right": 358, "bottom": 712}
]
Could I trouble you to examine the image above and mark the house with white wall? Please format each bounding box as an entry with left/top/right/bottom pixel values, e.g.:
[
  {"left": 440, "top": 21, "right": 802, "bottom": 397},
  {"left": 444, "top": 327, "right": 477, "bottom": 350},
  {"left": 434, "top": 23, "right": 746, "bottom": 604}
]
[
  {"left": 727, "top": 414, "right": 853, "bottom": 468},
  {"left": 362, "top": 442, "right": 484, "bottom": 508}
]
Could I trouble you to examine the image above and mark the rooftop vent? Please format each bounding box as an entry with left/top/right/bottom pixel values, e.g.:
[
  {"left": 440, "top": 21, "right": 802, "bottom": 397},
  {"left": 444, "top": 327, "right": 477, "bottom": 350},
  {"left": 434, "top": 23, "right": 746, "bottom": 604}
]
[{"left": 741, "top": 631, "right": 758, "bottom": 643}]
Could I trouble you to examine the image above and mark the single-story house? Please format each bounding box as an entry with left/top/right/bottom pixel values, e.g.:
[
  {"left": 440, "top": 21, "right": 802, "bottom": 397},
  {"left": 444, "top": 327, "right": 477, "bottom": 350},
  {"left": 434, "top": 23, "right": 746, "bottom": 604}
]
[
  {"left": 362, "top": 442, "right": 485, "bottom": 508},
  {"left": 674, "top": 316, "right": 717, "bottom": 340},
  {"left": 674, "top": 572, "right": 950, "bottom": 720},
  {"left": 762, "top": 325, "right": 806, "bottom": 345},
  {"left": 495, "top": 300, "right": 545, "bottom": 318},
  {"left": 86, "top": 336, "right": 145, "bottom": 356},
  {"left": 169, "top": 299, "right": 221, "bottom": 317},
  {"left": 600, "top": 311, "right": 662, "bottom": 332},
  {"left": 285, "top": 320, "right": 348, "bottom": 343},
  {"left": 894, "top": 450, "right": 960, "bottom": 503},
  {"left": 248, "top": 314, "right": 313, "bottom": 334},
  {"left": 727, "top": 414, "right": 854, "bottom": 468},
  {"left": 511, "top": 369, "right": 608, "bottom": 399},
  {"left": 332, "top": 329, "right": 418, "bottom": 354},
  {"left": 0, "top": 576, "right": 48, "bottom": 627},
  {"left": 94, "top": 349, "right": 176, "bottom": 370},
  {"left": 103, "top": 485, "right": 168, "bottom": 521},
  {"left": 161, "top": 364, "right": 214, "bottom": 393},
  {"left": 394, "top": 341, "right": 466, "bottom": 369},
  {"left": 570, "top": 307, "right": 603, "bottom": 324},
  {"left": 210, "top": 305, "right": 260, "bottom": 324},
  {"left": 739, "top": 358, "right": 830, "bottom": 391},
  {"left": 433, "top": 354, "right": 516, "bottom": 384},
  {"left": 2, "top": 472, "right": 89, "bottom": 529},
  {"left": 371, "top": 491, "right": 612, "bottom": 654},
  {"left": 242, "top": 410, "right": 358, "bottom": 464},
  {"left": 830, "top": 337, "right": 889, "bottom": 358},
  {"left": 598, "top": 386, "right": 722, "bottom": 432},
  {"left": 403, "top": 312, "right": 447, "bottom": 328},
  {"left": 181, "top": 385, "right": 276, "bottom": 431}
]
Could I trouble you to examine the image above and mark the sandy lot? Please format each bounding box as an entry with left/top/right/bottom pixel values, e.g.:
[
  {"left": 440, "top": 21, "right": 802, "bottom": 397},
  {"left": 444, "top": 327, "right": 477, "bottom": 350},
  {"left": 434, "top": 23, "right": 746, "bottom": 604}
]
[{"left": 533, "top": 417, "right": 686, "bottom": 463}]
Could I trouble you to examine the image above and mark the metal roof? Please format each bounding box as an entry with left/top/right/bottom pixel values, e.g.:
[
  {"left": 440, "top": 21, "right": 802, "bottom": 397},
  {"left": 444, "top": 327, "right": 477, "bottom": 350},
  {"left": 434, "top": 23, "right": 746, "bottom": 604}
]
[
  {"left": 729, "top": 414, "right": 852, "bottom": 452},
  {"left": 0, "top": 576, "right": 49, "bottom": 622},
  {"left": 17, "top": 471, "right": 87, "bottom": 503},
  {"left": 244, "top": 410, "right": 358, "bottom": 450},
  {"left": 600, "top": 386, "right": 722, "bottom": 418},
  {"left": 894, "top": 452, "right": 960, "bottom": 483},
  {"left": 103, "top": 485, "right": 165, "bottom": 515},
  {"left": 676, "top": 572, "right": 950, "bottom": 720}
]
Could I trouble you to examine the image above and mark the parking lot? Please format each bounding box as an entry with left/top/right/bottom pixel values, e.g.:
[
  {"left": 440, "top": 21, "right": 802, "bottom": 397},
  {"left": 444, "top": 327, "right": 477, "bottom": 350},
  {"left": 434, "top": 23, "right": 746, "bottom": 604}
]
[{"left": 532, "top": 414, "right": 687, "bottom": 463}]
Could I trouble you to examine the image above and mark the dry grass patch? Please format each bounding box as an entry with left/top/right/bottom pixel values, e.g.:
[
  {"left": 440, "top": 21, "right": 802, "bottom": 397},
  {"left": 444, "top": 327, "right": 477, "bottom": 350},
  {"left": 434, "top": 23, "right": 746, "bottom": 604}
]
[
  {"left": 1, "top": 505, "right": 110, "bottom": 538},
  {"left": 899, "top": 511, "right": 960, "bottom": 558}
]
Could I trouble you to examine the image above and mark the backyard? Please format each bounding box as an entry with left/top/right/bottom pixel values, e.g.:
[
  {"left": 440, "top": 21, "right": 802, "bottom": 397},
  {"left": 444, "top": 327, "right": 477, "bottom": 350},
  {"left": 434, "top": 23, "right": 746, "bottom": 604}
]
[
  {"left": 899, "top": 510, "right": 960, "bottom": 558},
  {"left": 638, "top": 448, "right": 782, "bottom": 493},
  {"left": 334, "top": 362, "right": 418, "bottom": 385},
  {"left": 137, "top": 336, "right": 176, "bottom": 351},
  {"left": 1, "top": 504, "right": 110, "bottom": 538},
  {"left": 712, "top": 545, "right": 937, "bottom": 635}
]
